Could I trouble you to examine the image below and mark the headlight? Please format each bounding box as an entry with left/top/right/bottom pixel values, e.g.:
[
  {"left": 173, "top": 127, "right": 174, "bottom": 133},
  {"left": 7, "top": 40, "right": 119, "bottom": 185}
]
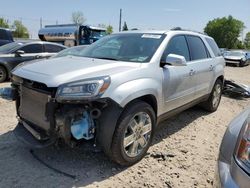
[
  {"left": 235, "top": 121, "right": 250, "bottom": 172},
  {"left": 56, "top": 76, "right": 110, "bottom": 101}
]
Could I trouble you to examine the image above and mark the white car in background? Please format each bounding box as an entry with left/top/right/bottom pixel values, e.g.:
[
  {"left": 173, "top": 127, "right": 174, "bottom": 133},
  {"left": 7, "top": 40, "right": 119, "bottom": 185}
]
[{"left": 224, "top": 51, "right": 250, "bottom": 67}]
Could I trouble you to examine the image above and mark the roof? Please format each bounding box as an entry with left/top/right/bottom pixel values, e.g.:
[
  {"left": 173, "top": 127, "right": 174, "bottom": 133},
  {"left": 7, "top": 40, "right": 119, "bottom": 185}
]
[
  {"left": 115, "top": 28, "right": 210, "bottom": 38},
  {"left": 14, "top": 40, "right": 66, "bottom": 47}
]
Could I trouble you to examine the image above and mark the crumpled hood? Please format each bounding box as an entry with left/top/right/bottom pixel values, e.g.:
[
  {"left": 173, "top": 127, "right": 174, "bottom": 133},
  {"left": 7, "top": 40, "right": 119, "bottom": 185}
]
[{"left": 12, "top": 56, "right": 141, "bottom": 87}]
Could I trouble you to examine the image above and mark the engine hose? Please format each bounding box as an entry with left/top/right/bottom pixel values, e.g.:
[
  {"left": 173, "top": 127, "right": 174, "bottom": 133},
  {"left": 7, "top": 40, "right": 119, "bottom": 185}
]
[{"left": 29, "top": 149, "right": 76, "bottom": 179}]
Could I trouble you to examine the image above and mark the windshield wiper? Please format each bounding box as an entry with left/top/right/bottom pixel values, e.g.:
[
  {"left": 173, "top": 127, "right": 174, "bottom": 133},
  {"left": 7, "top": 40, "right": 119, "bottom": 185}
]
[{"left": 94, "top": 57, "right": 119, "bottom": 61}]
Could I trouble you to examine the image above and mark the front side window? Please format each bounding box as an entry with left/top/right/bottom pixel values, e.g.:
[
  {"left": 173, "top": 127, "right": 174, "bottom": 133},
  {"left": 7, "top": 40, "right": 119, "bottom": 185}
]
[
  {"left": 162, "top": 35, "right": 190, "bottom": 61},
  {"left": 79, "top": 33, "right": 165, "bottom": 63},
  {"left": 186, "top": 36, "right": 209, "bottom": 60},
  {"left": 19, "top": 44, "right": 43, "bottom": 53}
]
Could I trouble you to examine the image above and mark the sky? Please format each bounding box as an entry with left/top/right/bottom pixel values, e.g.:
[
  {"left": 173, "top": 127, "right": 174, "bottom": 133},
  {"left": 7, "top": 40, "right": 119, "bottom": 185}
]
[{"left": 0, "top": 0, "right": 249, "bottom": 39}]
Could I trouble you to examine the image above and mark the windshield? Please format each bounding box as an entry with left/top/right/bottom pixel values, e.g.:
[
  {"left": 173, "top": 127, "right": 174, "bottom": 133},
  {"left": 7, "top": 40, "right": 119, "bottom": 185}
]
[
  {"left": 78, "top": 33, "right": 165, "bottom": 63},
  {"left": 0, "top": 42, "right": 23, "bottom": 53},
  {"left": 53, "top": 46, "right": 87, "bottom": 58},
  {"left": 227, "top": 51, "right": 244, "bottom": 56},
  {"left": 90, "top": 30, "right": 107, "bottom": 38}
]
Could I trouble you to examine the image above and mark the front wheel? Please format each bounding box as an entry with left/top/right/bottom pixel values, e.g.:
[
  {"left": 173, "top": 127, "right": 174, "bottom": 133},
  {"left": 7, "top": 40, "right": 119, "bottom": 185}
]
[
  {"left": 110, "top": 101, "right": 156, "bottom": 166},
  {"left": 239, "top": 60, "right": 245, "bottom": 67},
  {"left": 201, "top": 79, "right": 223, "bottom": 112}
]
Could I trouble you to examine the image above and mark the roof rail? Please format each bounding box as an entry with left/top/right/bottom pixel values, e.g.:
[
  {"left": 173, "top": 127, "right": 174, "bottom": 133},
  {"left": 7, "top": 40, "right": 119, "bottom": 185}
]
[{"left": 170, "top": 27, "right": 207, "bottom": 35}]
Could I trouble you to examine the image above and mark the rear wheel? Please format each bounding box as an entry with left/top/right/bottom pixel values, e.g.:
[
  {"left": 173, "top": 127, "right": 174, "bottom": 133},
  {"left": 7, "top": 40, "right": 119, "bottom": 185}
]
[
  {"left": 110, "top": 101, "right": 156, "bottom": 166},
  {"left": 201, "top": 79, "right": 223, "bottom": 112},
  {"left": 0, "top": 66, "right": 7, "bottom": 83}
]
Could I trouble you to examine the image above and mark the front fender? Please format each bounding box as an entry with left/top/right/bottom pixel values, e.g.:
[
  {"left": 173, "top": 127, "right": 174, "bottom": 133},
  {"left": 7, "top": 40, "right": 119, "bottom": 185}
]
[{"left": 107, "top": 78, "right": 162, "bottom": 109}]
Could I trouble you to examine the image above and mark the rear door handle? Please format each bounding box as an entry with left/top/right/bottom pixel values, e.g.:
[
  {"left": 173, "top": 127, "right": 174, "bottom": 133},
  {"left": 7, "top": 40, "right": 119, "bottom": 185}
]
[
  {"left": 209, "top": 65, "right": 214, "bottom": 71},
  {"left": 189, "top": 69, "right": 196, "bottom": 76}
]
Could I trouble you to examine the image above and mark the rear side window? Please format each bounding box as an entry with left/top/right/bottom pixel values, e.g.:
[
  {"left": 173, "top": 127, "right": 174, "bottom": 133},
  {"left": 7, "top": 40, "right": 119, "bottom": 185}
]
[
  {"left": 205, "top": 38, "right": 221, "bottom": 57},
  {"left": 19, "top": 44, "right": 43, "bottom": 53},
  {"left": 186, "top": 36, "right": 208, "bottom": 60},
  {"left": 163, "top": 35, "right": 190, "bottom": 61},
  {"left": 44, "top": 44, "right": 65, "bottom": 53}
]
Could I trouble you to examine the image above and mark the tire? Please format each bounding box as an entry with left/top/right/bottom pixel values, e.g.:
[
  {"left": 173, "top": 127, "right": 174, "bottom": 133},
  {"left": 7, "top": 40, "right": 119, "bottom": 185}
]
[
  {"left": 201, "top": 79, "right": 223, "bottom": 112},
  {"left": 0, "top": 66, "right": 7, "bottom": 83},
  {"left": 110, "top": 101, "right": 156, "bottom": 166},
  {"left": 239, "top": 60, "right": 245, "bottom": 67}
]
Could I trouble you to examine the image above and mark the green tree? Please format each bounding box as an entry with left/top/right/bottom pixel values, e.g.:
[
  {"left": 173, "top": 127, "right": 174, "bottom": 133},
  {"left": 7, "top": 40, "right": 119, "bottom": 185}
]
[
  {"left": 12, "top": 20, "right": 29, "bottom": 38},
  {"left": 0, "top": 18, "right": 9, "bottom": 28},
  {"left": 204, "top": 15, "right": 245, "bottom": 49},
  {"left": 72, "top": 11, "right": 86, "bottom": 26},
  {"left": 106, "top": 25, "right": 113, "bottom": 34},
  {"left": 122, "top": 21, "right": 128, "bottom": 31},
  {"left": 245, "top": 32, "right": 250, "bottom": 49}
]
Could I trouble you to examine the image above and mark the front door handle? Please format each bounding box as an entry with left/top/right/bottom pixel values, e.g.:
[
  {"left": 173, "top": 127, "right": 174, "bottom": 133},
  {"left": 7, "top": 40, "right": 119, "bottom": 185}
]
[{"left": 189, "top": 69, "right": 196, "bottom": 76}]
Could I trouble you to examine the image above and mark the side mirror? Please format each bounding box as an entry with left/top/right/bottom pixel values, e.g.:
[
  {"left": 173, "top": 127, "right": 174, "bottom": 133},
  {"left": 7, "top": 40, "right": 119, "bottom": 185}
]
[
  {"left": 164, "top": 54, "right": 187, "bottom": 66},
  {"left": 15, "top": 50, "right": 25, "bottom": 57}
]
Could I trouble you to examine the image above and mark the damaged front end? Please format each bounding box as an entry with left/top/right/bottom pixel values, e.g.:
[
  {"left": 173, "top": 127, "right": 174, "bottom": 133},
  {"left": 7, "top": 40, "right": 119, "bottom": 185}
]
[{"left": 6, "top": 75, "right": 122, "bottom": 150}]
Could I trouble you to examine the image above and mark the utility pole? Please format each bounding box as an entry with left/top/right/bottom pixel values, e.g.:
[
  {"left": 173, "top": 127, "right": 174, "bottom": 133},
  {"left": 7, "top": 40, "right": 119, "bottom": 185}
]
[
  {"left": 119, "top": 9, "right": 122, "bottom": 32},
  {"left": 40, "top": 17, "right": 42, "bottom": 29}
]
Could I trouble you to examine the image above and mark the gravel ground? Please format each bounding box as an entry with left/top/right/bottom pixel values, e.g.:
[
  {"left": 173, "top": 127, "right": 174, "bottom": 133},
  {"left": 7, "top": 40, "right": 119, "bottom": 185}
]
[{"left": 0, "top": 65, "right": 250, "bottom": 188}]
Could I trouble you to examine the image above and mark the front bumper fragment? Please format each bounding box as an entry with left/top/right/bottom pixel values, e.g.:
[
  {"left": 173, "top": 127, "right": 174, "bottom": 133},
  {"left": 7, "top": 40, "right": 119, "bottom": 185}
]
[{"left": 14, "top": 123, "right": 55, "bottom": 149}]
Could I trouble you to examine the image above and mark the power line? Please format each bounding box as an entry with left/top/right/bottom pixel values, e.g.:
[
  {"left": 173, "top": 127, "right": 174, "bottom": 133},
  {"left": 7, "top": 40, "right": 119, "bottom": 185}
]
[{"left": 0, "top": 14, "right": 60, "bottom": 24}]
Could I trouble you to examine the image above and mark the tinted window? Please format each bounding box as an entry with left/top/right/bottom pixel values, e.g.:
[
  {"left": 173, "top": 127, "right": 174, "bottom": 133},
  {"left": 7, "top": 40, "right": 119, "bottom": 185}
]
[
  {"left": 205, "top": 38, "right": 221, "bottom": 57},
  {"left": 186, "top": 36, "right": 208, "bottom": 60},
  {"left": 44, "top": 44, "right": 65, "bottom": 53},
  {"left": 19, "top": 44, "right": 43, "bottom": 53},
  {"left": 163, "top": 35, "right": 190, "bottom": 61},
  {"left": 0, "top": 29, "right": 9, "bottom": 40}
]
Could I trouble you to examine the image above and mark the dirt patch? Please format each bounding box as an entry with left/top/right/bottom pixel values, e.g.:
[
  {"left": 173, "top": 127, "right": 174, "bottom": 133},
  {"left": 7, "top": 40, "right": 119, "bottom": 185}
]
[{"left": 0, "top": 65, "right": 250, "bottom": 188}]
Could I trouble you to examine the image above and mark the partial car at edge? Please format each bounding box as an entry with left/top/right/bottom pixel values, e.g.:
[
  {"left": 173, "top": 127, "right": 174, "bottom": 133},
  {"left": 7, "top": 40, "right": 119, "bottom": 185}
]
[
  {"left": 0, "top": 41, "right": 66, "bottom": 82},
  {"left": 215, "top": 108, "right": 250, "bottom": 188}
]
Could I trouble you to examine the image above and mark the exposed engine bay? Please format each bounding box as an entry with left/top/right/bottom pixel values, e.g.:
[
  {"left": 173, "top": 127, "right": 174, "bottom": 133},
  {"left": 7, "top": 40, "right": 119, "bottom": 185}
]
[{"left": 1, "top": 76, "right": 114, "bottom": 148}]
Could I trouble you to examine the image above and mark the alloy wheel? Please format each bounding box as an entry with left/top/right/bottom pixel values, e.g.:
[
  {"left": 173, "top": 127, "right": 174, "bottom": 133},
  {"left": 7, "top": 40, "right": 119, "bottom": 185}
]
[
  {"left": 123, "top": 112, "right": 152, "bottom": 158},
  {"left": 212, "top": 84, "right": 222, "bottom": 108}
]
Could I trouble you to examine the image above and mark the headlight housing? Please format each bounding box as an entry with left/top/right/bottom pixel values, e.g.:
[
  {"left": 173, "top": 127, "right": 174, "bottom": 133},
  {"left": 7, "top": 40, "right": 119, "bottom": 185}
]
[
  {"left": 235, "top": 120, "right": 250, "bottom": 173},
  {"left": 56, "top": 76, "right": 110, "bottom": 102}
]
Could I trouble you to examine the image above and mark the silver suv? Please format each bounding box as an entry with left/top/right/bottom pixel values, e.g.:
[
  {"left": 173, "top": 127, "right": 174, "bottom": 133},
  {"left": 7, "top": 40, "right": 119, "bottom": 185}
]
[{"left": 9, "top": 29, "right": 225, "bottom": 166}]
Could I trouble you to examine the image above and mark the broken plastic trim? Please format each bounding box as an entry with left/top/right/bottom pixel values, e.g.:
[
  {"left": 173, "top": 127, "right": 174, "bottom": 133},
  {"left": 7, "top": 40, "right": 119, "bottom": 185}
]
[
  {"left": 223, "top": 80, "right": 250, "bottom": 98},
  {"left": 0, "top": 87, "right": 16, "bottom": 100}
]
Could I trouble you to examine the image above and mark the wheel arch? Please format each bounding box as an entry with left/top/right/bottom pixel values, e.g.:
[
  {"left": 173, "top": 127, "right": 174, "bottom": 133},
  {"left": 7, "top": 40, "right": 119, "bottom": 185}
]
[
  {"left": 0, "top": 62, "right": 9, "bottom": 80},
  {"left": 123, "top": 94, "right": 158, "bottom": 117}
]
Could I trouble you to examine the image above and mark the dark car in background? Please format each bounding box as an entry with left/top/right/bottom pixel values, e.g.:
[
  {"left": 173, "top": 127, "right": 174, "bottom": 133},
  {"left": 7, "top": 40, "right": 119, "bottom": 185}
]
[
  {"left": 0, "top": 41, "right": 66, "bottom": 82},
  {"left": 215, "top": 108, "right": 250, "bottom": 188},
  {"left": 0, "top": 28, "right": 14, "bottom": 47}
]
